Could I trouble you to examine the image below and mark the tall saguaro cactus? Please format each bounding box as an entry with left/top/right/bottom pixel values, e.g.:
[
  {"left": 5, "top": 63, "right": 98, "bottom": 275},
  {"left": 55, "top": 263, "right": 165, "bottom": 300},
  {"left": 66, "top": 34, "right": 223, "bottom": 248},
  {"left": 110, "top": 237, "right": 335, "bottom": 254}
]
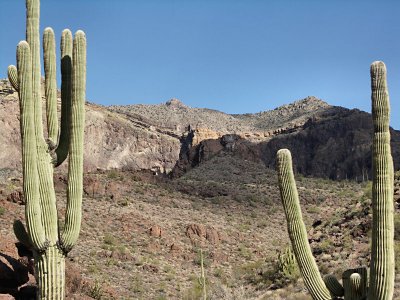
[
  {"left": 8, "top": 0, "right": 86, "bottom": 298},
  {"left": 368, "top": 61, "right": 395, "bottom": 299},
  {"left": 276, "top": 61, "right": 394, "bottom": 300}
]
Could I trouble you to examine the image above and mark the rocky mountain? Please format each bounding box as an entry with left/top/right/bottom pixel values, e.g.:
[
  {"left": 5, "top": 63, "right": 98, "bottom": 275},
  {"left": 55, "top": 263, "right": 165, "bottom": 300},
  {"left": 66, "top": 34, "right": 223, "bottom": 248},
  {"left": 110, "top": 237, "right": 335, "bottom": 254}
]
[
  {"left": 0, "top": 79, "right": 180, "bottom": 177},
  {"left": 171, "top": 106, "right": 400, "bottom": 180},
  {"left": 1, "top": 78, "right": 399, "bottom": 180}
]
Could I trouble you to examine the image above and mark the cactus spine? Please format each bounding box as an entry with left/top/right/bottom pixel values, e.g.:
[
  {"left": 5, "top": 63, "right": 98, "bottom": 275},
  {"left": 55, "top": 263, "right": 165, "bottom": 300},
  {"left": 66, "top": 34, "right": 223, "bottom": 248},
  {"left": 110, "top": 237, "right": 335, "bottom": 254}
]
[
  {"left": 276, "top": 61, "right": 394, "bottom": 300},
  {"left": 9, "top": 0, "right": 86, "bottom": 298}
]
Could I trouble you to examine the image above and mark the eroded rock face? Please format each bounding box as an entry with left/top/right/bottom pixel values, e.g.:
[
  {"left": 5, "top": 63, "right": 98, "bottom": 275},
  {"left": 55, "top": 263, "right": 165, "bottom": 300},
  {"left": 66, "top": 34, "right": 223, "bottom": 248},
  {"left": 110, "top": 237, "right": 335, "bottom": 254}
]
[
  {"left": 171, "top": 107, "right": 400, "bottom": 180},
  {"left": 0, "top": 81, "right": 181, "bottom": 177},
  {"left": 171, "top": 134, "right": 262, "bottom": 177},
  {"left": 148, "top": 225, "right": 163, "bottom": 238},
  {"left": 6, "top": 191, "right": 24, "bottom": 205},
  {"left": 191, "top": 127, "right": 221, "bottom": 146},
  {"left": 261, "top": 107, "right": 400, "bottom": 180},
  {"left": 185, "top": 224, "right": 226, "bottom": 245}
]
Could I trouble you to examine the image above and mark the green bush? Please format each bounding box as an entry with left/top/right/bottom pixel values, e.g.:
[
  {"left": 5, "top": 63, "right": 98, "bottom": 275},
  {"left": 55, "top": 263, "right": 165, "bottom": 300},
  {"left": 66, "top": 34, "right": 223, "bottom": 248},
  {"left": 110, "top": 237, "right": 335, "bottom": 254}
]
[
  {"left": 85, "top": 280, "right": 104, "bottom": 300},
  {"left": 236, "top": 247, "right": 300, "bottom": 290}
]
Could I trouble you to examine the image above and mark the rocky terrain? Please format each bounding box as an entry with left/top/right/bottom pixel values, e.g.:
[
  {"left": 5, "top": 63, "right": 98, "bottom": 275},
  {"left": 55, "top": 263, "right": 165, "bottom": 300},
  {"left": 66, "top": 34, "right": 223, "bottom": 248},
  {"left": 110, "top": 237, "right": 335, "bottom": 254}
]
[
  {"left": 109, "top": 96, "right": 330, "bottom": 140},
  {"left": 4, "top": 77, "right": 399, "bottom": 180},
  {"left": 1, "top": 78, "right": 400, "bottom": 299},
  {"left": 173, "top": 107, "right": 400, "bottom": 180},
  {"left": 104, "top": 94, "right": 400, "bottom": 181},
  {"left": 1, "top": 155, "right": 399, "bottom": 299},
  {"left": 0, "top": 79, "right": 180, "bottom": 176}
]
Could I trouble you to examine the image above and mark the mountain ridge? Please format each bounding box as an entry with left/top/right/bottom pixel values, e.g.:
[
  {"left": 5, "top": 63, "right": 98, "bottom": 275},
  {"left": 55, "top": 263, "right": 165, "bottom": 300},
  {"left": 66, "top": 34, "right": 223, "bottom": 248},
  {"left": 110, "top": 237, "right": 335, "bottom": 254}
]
[{"left": 1, "top": 78, "right": 398, "bottom": 180}]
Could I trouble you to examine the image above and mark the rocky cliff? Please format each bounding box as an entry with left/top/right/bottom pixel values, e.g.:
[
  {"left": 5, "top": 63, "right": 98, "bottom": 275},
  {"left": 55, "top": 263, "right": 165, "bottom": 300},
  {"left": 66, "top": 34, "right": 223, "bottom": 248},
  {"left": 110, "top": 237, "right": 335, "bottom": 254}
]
[
  {"left": 171, "top": 107, "right": 400, "bottom": 180},
  {"left": 1, "top": 78, "right": 398, "bottom": 180},
  {"left": 0, "top": 79, "right": 180, "bottom": 177}
]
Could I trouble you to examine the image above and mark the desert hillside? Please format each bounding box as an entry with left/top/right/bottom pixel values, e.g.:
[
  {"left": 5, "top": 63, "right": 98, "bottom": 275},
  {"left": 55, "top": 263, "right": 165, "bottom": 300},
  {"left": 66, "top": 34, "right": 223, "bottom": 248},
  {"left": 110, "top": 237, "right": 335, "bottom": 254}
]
[
  {"left": 1, "top": 78, "right": 400, "bottom": 299},
  {"left": 1, "top": 154, "right": 400, "bottom": 299}
]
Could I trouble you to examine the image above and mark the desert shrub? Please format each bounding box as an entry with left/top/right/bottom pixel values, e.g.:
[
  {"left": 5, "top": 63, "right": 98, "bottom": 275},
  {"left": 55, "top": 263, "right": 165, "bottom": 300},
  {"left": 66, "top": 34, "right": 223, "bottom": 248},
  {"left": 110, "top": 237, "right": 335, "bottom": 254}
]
[
  {"left": 276, "top": 247, "right": 300, "bottom": 281},
  {"left": 117, "top": 198, "right": 129, "bottom": 207},
  {"left": 85, "top": 280, "right": 104, "bottom": 300},
  {"left": 318, "top": 239, "right": 333, "bottom": 252},
  {"left": 182, "top": 278, "right": 204, "bottom": 300},
  {"left": 65, "top": 262, "right": 84, "bottom": 295},
  {"left": 237, "top": 243, "right": 252, "bottom": 259},
  {"left": 307, "top": 205, "right": 321, "bottom": 214},
  {"left": 193, "top": 248, "right": 211, "bottom": 268},
  {"left": 107, "top": 170, "right": 123, "bottom": 181},
  {"left": 236, "top": 247, "right": 300, "bottom": 290},
  {"left": 361, "top": 181, "right": 372, "bottom": 202},
  {"left": 103, "top": 234, "right": 116, "bottom": 246}
]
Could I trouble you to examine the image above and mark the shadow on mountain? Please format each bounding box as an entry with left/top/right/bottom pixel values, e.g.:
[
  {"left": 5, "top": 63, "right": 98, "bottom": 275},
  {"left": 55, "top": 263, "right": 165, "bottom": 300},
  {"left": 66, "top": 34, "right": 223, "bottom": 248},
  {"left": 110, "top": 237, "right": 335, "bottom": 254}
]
[{"left": 172, "top": 106, "right": 400, "bottom": 181}]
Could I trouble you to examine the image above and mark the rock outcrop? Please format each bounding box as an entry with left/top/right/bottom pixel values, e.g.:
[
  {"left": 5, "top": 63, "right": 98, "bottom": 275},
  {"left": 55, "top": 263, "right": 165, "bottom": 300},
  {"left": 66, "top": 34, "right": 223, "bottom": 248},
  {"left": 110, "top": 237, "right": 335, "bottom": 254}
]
[
  {"left": 0, "top": 80, "right": 180, "bottom": 177},
  {"left": 1, "top": 78, "right": 399, "bottom": 180},
  {"left": 171, "top": 107, "right": 400, "bottom": 180},
  {"left": 261, "top": 107, "right": 400, "bottom": 180}
]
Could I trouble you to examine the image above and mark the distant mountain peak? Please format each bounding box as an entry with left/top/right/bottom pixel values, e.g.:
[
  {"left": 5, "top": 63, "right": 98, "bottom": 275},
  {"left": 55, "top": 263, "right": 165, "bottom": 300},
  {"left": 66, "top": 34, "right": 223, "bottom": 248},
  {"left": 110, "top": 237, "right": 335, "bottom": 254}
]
[
  {"left": 273, "top": 96, "right": 330, "bottom": 112},
  {"left": 165, "top": 98, "right": 188, "bottom": 108}
]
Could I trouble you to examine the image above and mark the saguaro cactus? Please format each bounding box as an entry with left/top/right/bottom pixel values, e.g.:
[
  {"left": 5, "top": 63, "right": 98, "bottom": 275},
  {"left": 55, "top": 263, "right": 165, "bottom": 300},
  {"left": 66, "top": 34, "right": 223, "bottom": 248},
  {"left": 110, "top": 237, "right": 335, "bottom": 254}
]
[
  {"left": 8, "top": 0, "right": 86, "bottom": 298},
  {"left": 276, "top": 61, "right": 394, "bottom": 300}
]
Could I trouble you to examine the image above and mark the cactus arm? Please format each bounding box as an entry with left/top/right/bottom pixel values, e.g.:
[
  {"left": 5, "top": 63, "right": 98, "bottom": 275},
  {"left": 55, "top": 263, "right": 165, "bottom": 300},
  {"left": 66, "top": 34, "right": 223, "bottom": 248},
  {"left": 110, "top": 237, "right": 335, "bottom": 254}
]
[
  {"left": 7, "top": 65, "right": 19, "bottom": 91},
  {"left": 342, "top": 268, "right": 367, "bottom": 300},
  {"left": 43, "top": 27, "right": 58, "bottom": 144},
  {"left": 26, "top": 0, "right": 43, "bottom": 138},
  {"left": 323, "top": 275, "right": 344, "bottom": 297},
  {"left": 368, "top": 61, "right": 395, "bottom": 299},
  {"left": 55, "top": 29, "right": 73, "bottom": 167},
  {"left": 60, "top": 30, "right": 86, "bottom": 252},
  {"left": 349, "top": 273, "right": 362, "bottom": 299},
  {"left": 276, "top": 149, "right": 331, "bottom": 300},
  {"left": 26, "top": 0, "right": 60, "bottom": 244},
  {"left": 17, "top": 41, "right": 47, "bottom": 251}
]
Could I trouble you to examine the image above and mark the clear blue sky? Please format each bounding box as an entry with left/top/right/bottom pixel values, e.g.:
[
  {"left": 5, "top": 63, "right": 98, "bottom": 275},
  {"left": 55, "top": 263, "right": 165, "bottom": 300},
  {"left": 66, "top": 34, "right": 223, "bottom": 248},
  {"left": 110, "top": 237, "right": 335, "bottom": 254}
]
[{"left": 1, "top": 0, "right": 400, "bottom": 129}]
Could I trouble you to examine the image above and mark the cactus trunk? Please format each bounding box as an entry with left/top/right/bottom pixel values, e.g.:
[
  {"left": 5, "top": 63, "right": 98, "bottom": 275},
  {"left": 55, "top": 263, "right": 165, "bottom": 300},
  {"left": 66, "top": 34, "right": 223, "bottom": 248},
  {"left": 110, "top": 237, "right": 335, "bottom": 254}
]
[{"left": 35, "top": 246, "right": 66, "bottom": 299}]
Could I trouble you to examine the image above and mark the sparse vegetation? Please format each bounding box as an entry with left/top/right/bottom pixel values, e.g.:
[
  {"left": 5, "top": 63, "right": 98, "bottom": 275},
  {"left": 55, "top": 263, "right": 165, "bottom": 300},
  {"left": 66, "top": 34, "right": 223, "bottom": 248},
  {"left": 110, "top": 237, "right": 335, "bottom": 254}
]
[
  {"left": 1, "top": 145, "right": 399, "bottom": 298},
  {"left": 86, "top": 280, "right": 104, "bottom": 300}
]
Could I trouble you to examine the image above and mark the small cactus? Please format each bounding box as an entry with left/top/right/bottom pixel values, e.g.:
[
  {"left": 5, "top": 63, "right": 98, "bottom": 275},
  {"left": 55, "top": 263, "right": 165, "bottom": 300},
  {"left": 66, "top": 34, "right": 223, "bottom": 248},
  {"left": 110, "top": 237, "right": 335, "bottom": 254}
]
[
  {"left": 276, "top": 61, "right": 394, "bottom": 300},
  {"left": 277, "top": 247, "right": 299, "bottom": 280},
  {"left": 199, "top": 249, "right": 207, "bottom": 300}
]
